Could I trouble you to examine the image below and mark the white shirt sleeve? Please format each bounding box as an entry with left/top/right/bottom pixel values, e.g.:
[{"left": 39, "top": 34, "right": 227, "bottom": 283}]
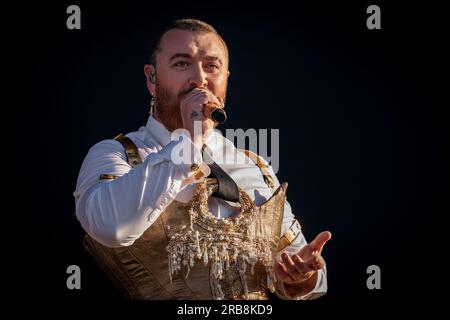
[
  {"left": 276, "top": 200, "right": 328, "bottom": 300},
  {"left": 267, "top": 162, "right": 328, "bottom": 300},
  {"left": 73, "top": 134, "right": 205, "bottom": 248}
]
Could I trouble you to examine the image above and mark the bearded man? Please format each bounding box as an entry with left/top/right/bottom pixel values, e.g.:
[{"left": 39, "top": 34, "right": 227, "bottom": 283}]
[{"left": 74, "top": 18, "right": 331, "bottom": 300}]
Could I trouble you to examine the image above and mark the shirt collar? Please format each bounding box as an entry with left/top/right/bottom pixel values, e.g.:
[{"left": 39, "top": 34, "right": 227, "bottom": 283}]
[
  {"left": 145, "top": 115, "right": 172, "bottom": 146},
  {"left": 145, "top": 115, "right": 218, "bottom": 150}
]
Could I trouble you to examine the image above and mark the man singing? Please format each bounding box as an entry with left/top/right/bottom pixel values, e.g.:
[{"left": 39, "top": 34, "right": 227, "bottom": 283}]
[{"left": 74, "top": 18, "right": 331, "bottom": 300}]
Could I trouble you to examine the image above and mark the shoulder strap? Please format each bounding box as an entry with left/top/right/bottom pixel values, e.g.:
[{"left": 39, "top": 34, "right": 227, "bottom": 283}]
[
  {"left": 98, "top": 134, "right": 143, "bottom": 180},
  {"left": 238, "top": 149, "right": 275, "bottom": 189},
  {"left": 113, "top": 134, "right": 143, "bottom": 167},
  {"left": 237, "top": 149, "right": 302, "bottom": 251}
]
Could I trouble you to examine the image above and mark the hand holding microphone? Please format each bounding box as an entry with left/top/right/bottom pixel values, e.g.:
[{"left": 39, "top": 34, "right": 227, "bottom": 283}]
[{"left": 180, "top": 87, "right": 226, "bottom": 149}]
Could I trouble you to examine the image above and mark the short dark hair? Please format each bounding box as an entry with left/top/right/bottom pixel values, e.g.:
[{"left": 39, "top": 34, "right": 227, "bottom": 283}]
[{"left": 149, "top": 18, "right": 229, "bottom": 67}]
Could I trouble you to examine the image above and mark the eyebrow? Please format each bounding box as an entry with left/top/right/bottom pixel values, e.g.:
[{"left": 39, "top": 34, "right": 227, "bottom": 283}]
[
  {"left": 168, "top": 53, "right": 223, "bottom": 66},
  {"left": 168, "top": 53, "right": 192, "bottom": 62},
  {"left": 205, "top": 55, "right": 223, "bottom": 66}
]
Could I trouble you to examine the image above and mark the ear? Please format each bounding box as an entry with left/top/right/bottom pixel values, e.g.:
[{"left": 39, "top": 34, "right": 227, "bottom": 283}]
[
  {"left": 144, "top": 64, "right": 156, "bottom": 96},
  {"left": 227, "top": 70, "right": 230, "bottom": 78}
]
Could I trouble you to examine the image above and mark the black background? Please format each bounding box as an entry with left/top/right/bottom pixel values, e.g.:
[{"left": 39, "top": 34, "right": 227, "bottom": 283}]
[{"left": 12, "top": 0, "right": 448, "bottom": 311}]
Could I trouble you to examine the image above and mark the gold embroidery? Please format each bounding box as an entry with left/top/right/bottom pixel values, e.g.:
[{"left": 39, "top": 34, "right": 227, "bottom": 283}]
[{"left": 167, "top": 178, "right": 277, "bottom": 300}]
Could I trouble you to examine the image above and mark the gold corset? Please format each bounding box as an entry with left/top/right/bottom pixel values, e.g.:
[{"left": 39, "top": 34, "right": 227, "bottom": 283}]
[
  {"left": 83, "top": 134, "right": 290, "bottom": 300},
  {"left": 83, "top": 178, "right": 288, "bottom": 300}
]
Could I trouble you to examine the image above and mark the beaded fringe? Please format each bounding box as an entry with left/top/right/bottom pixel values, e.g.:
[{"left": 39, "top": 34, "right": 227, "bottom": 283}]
[
  {"left": 166, "top": 178, "right": 277, "bottom": 300},
  {"left": 167, "top": 230, "right": 276, "bottom": 299}
]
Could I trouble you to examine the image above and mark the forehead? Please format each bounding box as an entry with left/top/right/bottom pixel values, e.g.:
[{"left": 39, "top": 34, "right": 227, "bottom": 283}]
[{"left": 157, "top": 29, "right": 226, "bottom": 60}]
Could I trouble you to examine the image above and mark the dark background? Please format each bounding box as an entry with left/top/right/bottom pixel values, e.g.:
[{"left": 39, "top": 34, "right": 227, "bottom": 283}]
[{"left": 12, "top": 0, "right": 447, "bottom": 309}]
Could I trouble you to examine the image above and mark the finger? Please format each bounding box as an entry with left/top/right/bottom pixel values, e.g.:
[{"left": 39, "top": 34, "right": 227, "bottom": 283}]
[
  {"left": 184, "top": 88, "right": 213, "bottom": 104},
  {"left": 275, "top": 261, "right": 295, "bottom": 283},
  {"left": 291, "top": 254, "right": 309, "bottom": 275},
  {"left": 180, "top": 90, "right": 204, "bottom": 109},
  {"left": 292, "top": 254, "right": 311, "bottom": 280},
  {"left": 281, "top": 252, "right": 298, "bottom": 275},
  {"left": 196, "top": 92, "right": 221, "bottom": 109},
  {"left": 281, "top": 254, "right": 316, "bottom": 283},
  {"left": 217, "top": 96, "right": 225, "bottom": 108},
  {"left": 197, "top": 88, "right": 222, "bottom": 106},
  {"left": 293, "top": 254, "right": 317, "bottom": 280},
  {"left": 186, "top": 87, "right": 204, "bottom": 98},
  {"left": 309, "top": 231, "right": 332, "bottom": 253},
  {"left": 185, "top": 89, "right": 221, "bottom": 117},
  {"left": 303, "top": 253, "right": 325, "bottom": 272},
  {"left": 183, "top": 98, "right": 216, "bottom": 117}
]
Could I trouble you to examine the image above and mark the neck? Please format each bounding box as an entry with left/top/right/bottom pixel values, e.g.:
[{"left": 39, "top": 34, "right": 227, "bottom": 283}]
[{"left": 153, "top": 109, "right": 180, "bottom": 132}]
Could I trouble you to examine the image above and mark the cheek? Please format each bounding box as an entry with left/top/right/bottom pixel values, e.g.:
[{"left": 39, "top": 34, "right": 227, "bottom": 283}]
[
  {"left": 215, "top": 72, "right": 228, "bottom": 84},
  {"left": 156, "top": 79, "right": 182, "bottom": 98},
  {"left": 210, "top": 73, "right": 228, "bottom": 91},
  {"left": 158, "top": 67, "right": 186, "bottom": 88}
]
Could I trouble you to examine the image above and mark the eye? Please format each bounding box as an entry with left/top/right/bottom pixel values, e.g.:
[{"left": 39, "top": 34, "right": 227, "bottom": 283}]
[
  {"left": 173, "top": 61, "right": 190, "bottom": 67},
  {"left": 206, "top": 64, "right": 220, "bottom": 70}
]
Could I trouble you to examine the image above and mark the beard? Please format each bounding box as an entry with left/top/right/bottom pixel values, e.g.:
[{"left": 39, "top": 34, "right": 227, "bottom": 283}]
[{"left": 153, "top": 80, "right": 227, "bottom": 132}]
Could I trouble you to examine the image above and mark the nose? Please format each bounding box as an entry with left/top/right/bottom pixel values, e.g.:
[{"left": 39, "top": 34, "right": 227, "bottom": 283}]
[{"left": 188, "top": 62, "right": 208, "bottom": 88}]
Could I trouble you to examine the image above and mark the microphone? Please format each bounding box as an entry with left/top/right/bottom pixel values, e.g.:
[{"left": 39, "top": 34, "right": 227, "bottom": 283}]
[
  {"left": 210, "top": 108, "right": 227, "bottom": 124},
  {"left": 205, "top": 103, "right": 227, "bottom": 124}
]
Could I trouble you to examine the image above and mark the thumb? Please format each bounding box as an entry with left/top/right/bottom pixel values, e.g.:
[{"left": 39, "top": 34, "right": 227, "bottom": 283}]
[{"left": 309, "top": 231, "right": 332, "bottom": 253}]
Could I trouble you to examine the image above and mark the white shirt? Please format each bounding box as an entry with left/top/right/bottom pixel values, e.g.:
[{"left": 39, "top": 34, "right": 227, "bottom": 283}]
[{"left": 74, "top": 115, "right": 327, "bottom": 299}]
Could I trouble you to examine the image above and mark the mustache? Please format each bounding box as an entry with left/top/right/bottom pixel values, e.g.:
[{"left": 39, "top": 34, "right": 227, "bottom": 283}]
[
  {"left": 177, "top": 86, "right": 217, "bottom": 100},
  {"left": 177, "top": 88, "right": 193, "bottom": 100}
]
